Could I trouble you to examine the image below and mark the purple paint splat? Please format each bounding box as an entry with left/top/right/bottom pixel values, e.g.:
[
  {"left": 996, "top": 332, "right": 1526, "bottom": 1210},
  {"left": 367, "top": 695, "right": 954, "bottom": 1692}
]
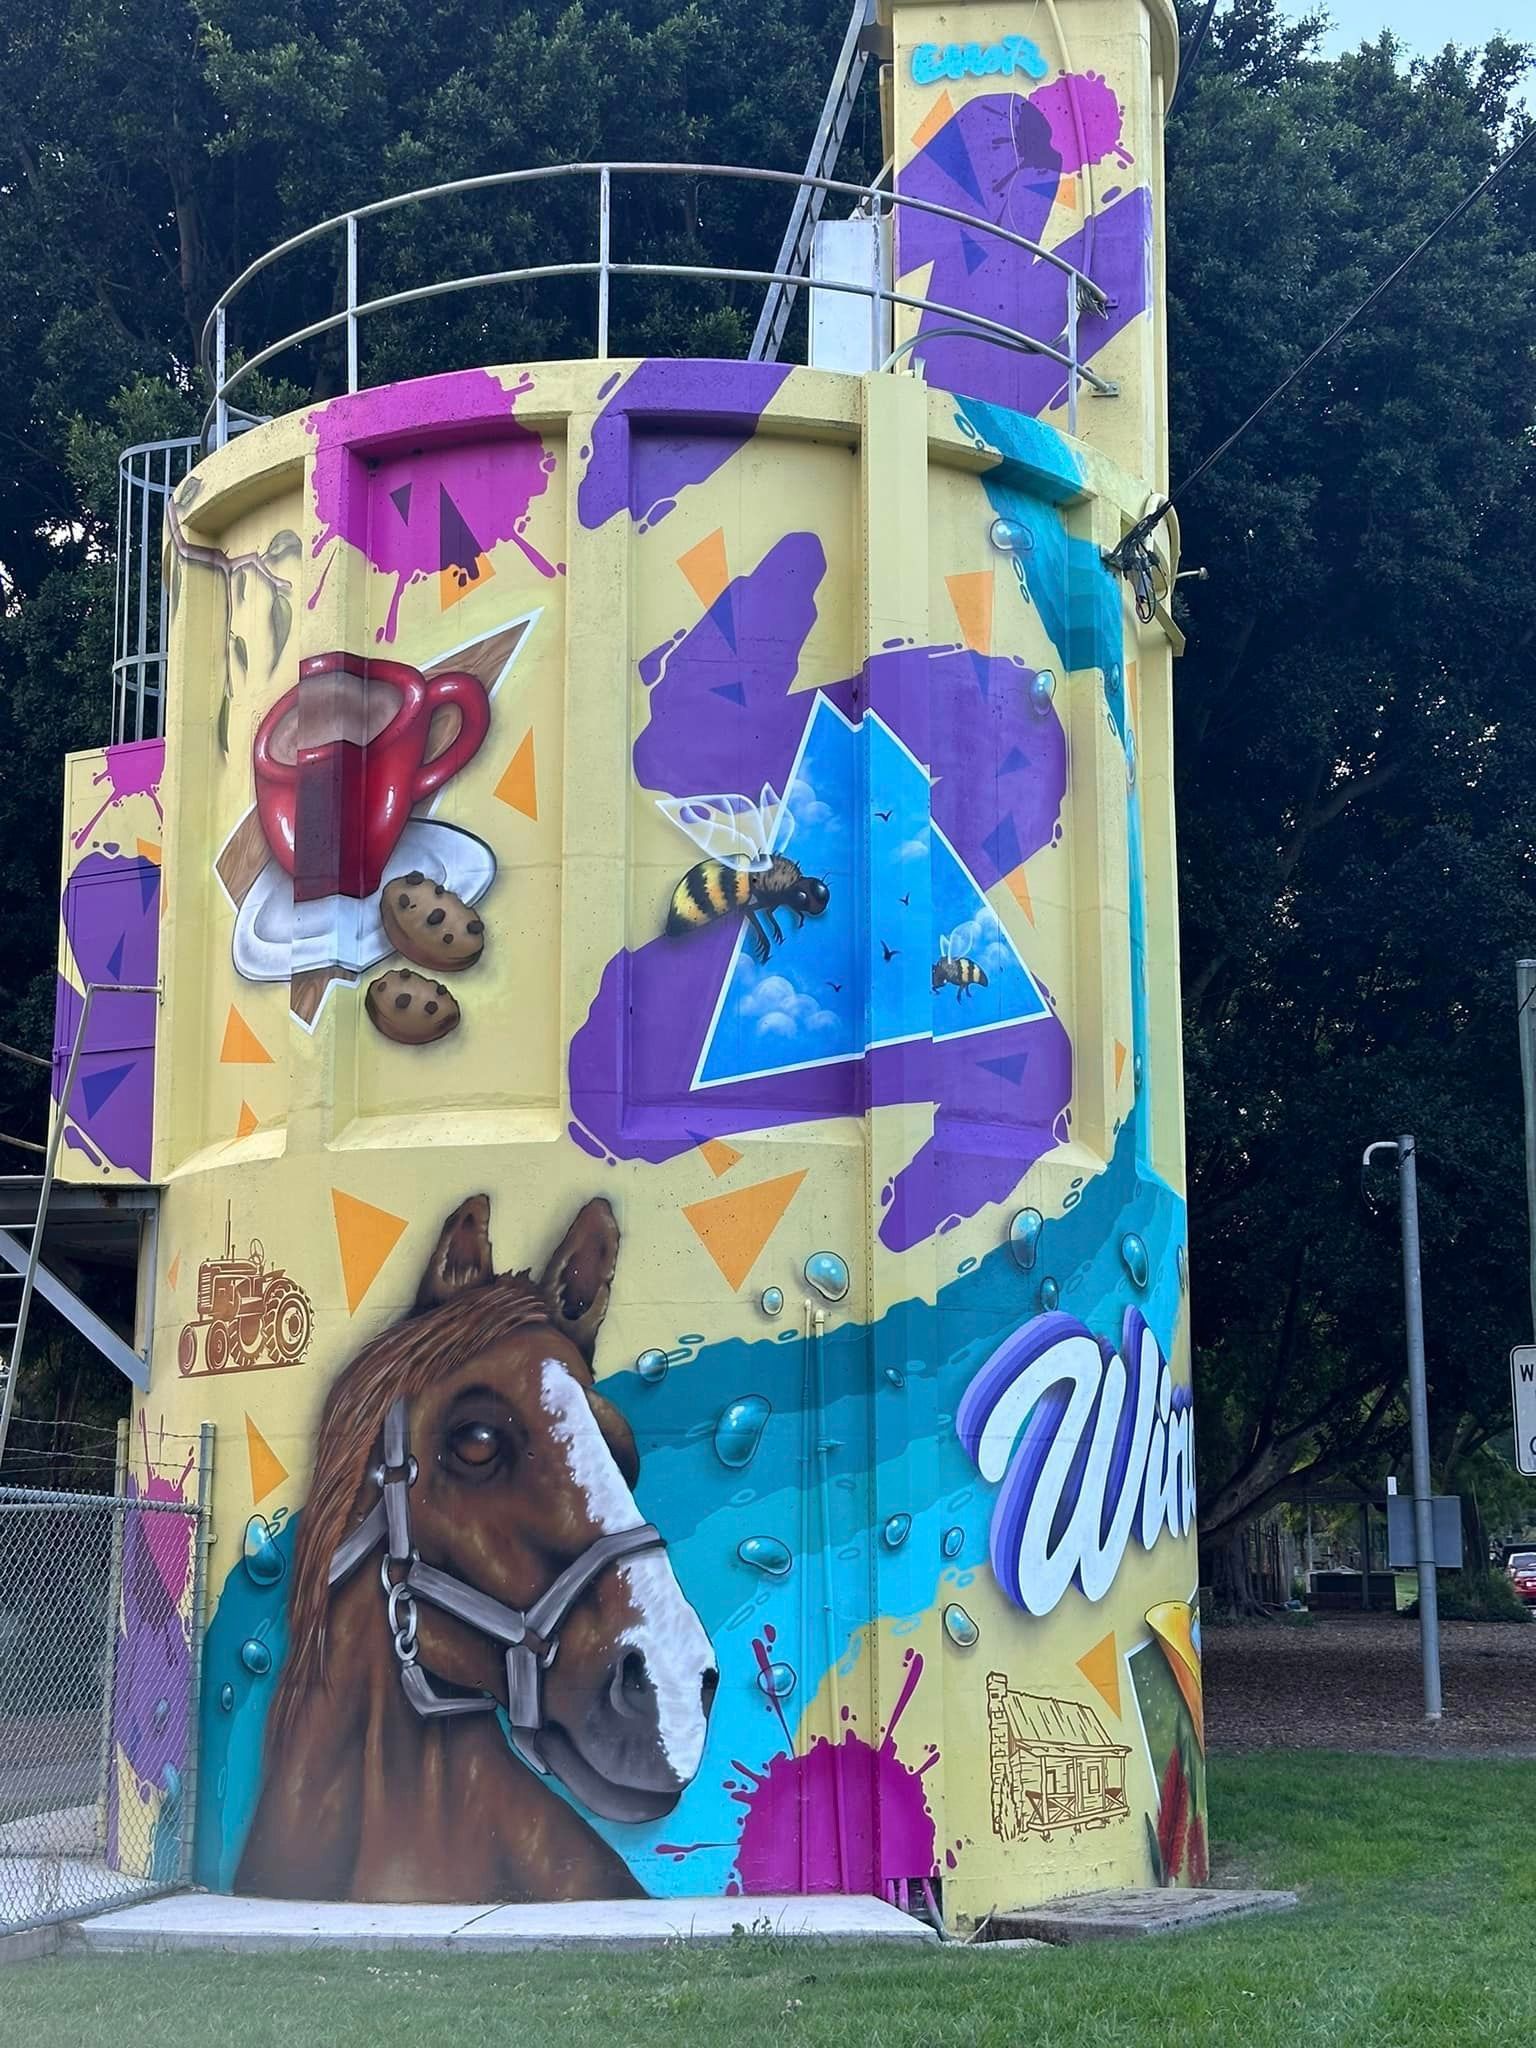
[
  {"left": 731, "top": 1644, "right": 937, "bottom": 1892},
  {"left": 55, "top": 834, "right": 161, "bottom": 1180},
  {"left": 71, "top": 738, "right": 165, "bottom": 850},
  {"left": 567, "top": 532, "right": 1072, "bottom": 1249},
  {"left": 896, "top": 86, "right": 1151, "bottom": 418},
  {"left": 107, "top": 1423, "right": 195, "bottom": 1869},
  {"left": 576, "top": 361, "right": 793, "bottom": 531},
  {"left": 306, "top": 369, "right": 558, "bottom": 641},
  {"left": 1030, "top": 72, "right": 1133, "bottom": 175}
]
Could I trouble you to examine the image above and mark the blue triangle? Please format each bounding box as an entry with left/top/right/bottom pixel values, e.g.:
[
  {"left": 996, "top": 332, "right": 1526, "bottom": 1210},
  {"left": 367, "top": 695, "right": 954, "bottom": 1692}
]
[
  {"left": 922, "top": 118, "right": 988, "bottom": 212},
  {"left": 969, "top": 650, "right": 993, "bottom": 699},
  {"left": 999, "top": 748, "right": 1031, "bottom": 776},
  {"left": 960, "top": 231, "right": 990, "bottom": 276},
  {"left": 712, "top": 682, "right": 746, "bottom": 705},
  {"left": 390, "top": 483, "right": 413, "bottom": 523},
  {"left": 982, "top": 815, "right": 1022, "bottom": 875},
  {"left": 713, "top": 588, "right": 737, "bottom": 654},
  {"left": 106, "top": 935, "right": 125, "bottom": 981},
  {"left": 138, "top": 863, "right": 160, "bottom": 913},
  {"left": 980, "top": 1053, "right": 1031, "bottom": 1085},
  {"left": 82, "top": 1064, "right": 134, "bottom": 1116}
]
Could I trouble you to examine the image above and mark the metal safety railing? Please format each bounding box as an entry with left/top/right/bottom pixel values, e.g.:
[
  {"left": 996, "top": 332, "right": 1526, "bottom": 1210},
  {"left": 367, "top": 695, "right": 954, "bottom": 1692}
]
[
  {"left": 198, "top": 159, "right": 1116, "bottom": 451},
  {"left": 114, "top": 440, "right": 201, "bottom": 745}
]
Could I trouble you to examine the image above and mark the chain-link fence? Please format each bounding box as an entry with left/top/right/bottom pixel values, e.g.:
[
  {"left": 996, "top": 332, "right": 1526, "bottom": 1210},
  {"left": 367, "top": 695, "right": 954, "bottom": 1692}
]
[{"left": 0, "top": 1462, "right": 208, "bottom": 1934}]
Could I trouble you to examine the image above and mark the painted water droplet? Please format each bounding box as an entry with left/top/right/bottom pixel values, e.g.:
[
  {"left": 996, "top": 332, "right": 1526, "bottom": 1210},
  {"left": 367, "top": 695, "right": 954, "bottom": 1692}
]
[
  {"left": 152, "top": 1696, "right": 169, "bottom": 1731},
  {"left": 942, "top": 1526, "right": 964, "bottom": 1559},
  {"left": 1120, "top": 1232, "right": 1150, "bottom": 1289},
  {"left": 1126, "top": 733, "right": 1138, "bottom": 788},
  {"left": 218, "top": 1683, "right": 234, "bottom": 1713},
  {"left": 738, "top": 1536, "right": 792, "bottom": 1578},
  {"left": 881, "top": 1514, "right": 912, "bottom": 1550},
  {"left": 757, "top": 1660, "right": 797, "bottom": 1700},
  {"left": 988, "top": 516, "right": 1032, "bottom": 554},
  {"left": 759, "top": 1286, "right": 784, "bottom": 1316},
  {"left": 943, "top": 1603, "right": 980, "bottom": 1648},
  {"left": 242, "top": 1515, "right": 285, "bottom": 1587},
  {"left": 1134, "top": 1053, "right": 1144, "bottom": 1090},
  {"left": 239, "top": 1638, "right": 272, "bottom": 1677},
  {"left": 804, "top": 1252, "right": 849, "bottom": 1302},
  {"left": 1009, "top": 1207, "right": 1043, "bottom": 1271},
  {"left": 714, "top": 1395, "right": 771, "bottom": 1467},
  {"left": 635, "top": 1348, "right": 669, "bottom": 1384},
  {"left": 1029, "top": 669, "right": 1057, "bottom": 715},
  {"left": 883, "top": 1366, "right": 906, "bottom": 1389},
  {"left": 1177, "top": 1243, "right": 1189, "bottom": 1292},
  {"left": 1039, "top": 1276, "right": 1060, "bottom": 1311}
]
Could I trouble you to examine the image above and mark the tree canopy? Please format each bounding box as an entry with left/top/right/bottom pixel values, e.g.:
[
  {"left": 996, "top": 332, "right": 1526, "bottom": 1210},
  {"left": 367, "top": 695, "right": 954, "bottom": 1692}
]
[{"left": 1, "top": 0, "right": 1534, "bottom": 1525}]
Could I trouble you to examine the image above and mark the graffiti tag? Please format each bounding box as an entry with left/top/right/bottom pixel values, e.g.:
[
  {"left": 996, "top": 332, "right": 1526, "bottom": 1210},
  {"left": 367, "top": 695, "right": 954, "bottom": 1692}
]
[
  {"left": 911, "top": 37, "right": 1049, "bottom": 87},
  {"left": 958, "top": 1307, "right": 1194, "bottom": 1617}
]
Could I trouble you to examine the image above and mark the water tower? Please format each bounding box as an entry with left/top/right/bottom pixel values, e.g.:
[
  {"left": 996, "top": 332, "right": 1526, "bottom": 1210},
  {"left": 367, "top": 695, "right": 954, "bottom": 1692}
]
[{"left": 39, "top": 0, "right": 1203, "bottom": 1919}]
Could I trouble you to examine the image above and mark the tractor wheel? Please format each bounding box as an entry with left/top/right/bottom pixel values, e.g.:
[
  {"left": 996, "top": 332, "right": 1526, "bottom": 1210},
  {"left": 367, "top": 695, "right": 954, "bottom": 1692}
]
[
  {"left": 177, "top": 1325, "right": 198, "bottom": 1376},
  {"left": 233, "top": 1312, "right": 265, "bottom": 1367},
  {"left": 265, "top": 1285, "right": 313, "bottom": 1364},
  {"left": 205, "top": 1320, "right": 230, "bottom": 1372}
]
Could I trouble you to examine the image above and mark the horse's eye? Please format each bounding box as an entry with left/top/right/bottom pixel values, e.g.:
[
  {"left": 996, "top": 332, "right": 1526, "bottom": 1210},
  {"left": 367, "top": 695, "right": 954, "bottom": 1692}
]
[{"left": 448, "top": 1422, "right": 503, "bottom": 1470}]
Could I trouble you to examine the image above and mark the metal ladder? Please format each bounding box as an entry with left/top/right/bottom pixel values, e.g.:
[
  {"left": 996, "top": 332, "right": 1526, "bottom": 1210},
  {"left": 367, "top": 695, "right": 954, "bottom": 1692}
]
[
  {"left": 749, "top": 0, "right": 884, "bottom": 364},
  {"left": 0, "top": 983, "right": 158, "bottom": 1470}
]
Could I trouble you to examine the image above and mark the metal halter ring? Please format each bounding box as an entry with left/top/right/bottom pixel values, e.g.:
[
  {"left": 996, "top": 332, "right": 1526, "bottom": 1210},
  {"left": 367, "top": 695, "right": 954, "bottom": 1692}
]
[{"left": 386, "top": 1577, "right": 419, "bottom": 1663}]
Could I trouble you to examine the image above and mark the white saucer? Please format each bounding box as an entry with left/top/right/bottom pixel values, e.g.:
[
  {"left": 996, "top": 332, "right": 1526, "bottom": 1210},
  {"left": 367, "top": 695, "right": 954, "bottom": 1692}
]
[{"left": 232, "top": 818, "right": 498, "bottom": 981}]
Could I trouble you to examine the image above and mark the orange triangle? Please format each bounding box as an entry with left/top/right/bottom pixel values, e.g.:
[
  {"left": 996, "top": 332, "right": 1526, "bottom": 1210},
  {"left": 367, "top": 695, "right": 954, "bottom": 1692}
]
[
  {"left": 1056, "top": 174, "right": 1080, "bottom": 211},
  {"left": 698, "top": 1138, "right": 742, "bottom": 1178},
  {"left": 1003, "top": 865, "right": 1035, "bottom": 926},
  {"left": 245, "top": 1413, "right": 288, "bottom": 1507},
  {"left": 494, "top": 730, "right": 538, "bottom": 820},
  {"left": 136, "top": 839, "right": 162, "bottom": 865},
  {"left": 439, "top": 552, "right": 496, "bottom": 610},
  {"left": 912, "top": 88, "right": 955, "bottom": 153},
  {"left": 681, "top": 1171, "right": 806, "bottom": 1293},
  {"left": 1077, "top": 1630, "right": 1121, "bottom": 1718},
  {"left": 331, "top": 1187, "right": 408, "bottom": 1314},
  {"left": 235, "top": 1100, "right": 259, "bottom": 1140},
  {"left": 220, "top": 1005, "right": 273, "bottom": 1066},
  {"left": 945, "top": 571, "right": 994, "bottom": 655},
  {"left": 166, "top": 1252, "right": 181, "bottom": 1292},
  {"left": 677, "top": 528, "right": 730, "bottom": 611},
  {"left": 1113, "top": 1041, "right": 1127, "bottom": 1088}
]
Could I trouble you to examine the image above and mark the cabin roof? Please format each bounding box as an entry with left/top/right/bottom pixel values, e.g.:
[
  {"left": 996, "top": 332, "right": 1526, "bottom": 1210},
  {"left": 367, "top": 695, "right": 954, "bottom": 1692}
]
[{"left": 999, "top": 1690, "right": 1129, "bottom": 1755}]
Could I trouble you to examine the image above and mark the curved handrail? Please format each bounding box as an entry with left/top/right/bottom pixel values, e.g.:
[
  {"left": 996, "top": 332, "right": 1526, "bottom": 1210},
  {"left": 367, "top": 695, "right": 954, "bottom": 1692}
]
[{"left": 199, "top": 159, "right": 1117, "bottom": 449}]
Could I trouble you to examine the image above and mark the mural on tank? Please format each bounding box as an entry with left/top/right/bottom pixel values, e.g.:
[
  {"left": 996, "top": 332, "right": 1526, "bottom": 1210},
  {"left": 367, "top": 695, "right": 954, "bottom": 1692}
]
[{"left": 60, "top": 0, "right": 1191, "bottom": 1926}]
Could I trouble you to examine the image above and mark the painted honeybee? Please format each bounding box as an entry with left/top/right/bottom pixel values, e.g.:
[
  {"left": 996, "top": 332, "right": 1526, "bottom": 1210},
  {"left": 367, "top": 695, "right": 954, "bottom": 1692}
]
[
  {"left": 658, "top": 785, "right": 830, "bottom": 966},
  {"left": 932, "top": 928, "right": 989, "bottom": 998}
]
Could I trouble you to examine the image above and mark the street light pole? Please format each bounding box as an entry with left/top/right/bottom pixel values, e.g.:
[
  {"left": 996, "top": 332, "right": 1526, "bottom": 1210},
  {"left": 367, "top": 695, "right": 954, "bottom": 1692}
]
[
  {"left": 1516, "top": 961, "right": 1536, "bottom": 1345},
  {"left": 1362, "top": 1135, "right": 1443, "bottom": 1723}
]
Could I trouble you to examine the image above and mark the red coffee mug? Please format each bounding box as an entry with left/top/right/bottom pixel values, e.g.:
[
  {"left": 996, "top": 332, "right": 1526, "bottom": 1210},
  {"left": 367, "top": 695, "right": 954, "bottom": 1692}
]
[{"left": 252, "top": 652, "right": 490, "bottom": 902}]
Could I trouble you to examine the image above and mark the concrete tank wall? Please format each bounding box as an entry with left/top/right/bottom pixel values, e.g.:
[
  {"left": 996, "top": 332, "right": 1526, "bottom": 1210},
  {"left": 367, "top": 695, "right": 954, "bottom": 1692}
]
[{"left": 72, "top": 351, "right": 1201, "bottom": 1918}]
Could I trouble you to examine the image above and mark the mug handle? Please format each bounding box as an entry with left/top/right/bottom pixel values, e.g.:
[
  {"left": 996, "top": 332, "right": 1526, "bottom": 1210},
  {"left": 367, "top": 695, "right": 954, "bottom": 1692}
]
[{"left": 411, "top": 671, "right": 492, "bottom": 799}]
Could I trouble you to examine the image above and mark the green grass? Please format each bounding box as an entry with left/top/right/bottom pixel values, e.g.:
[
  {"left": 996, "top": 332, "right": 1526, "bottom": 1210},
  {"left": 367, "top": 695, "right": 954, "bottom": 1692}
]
[{"left": 14, "top": 1756, "right": 1536, "bottom": 2046}]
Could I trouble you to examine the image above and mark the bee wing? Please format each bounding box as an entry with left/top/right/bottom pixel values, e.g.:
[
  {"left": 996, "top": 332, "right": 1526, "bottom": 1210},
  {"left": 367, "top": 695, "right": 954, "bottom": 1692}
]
[
  {"left": 761, "top": 784, "right": 796, "bottom": 857},
  {"left": 656, "top": 793, "right": 774, "bottom": 871},
  {"left": 938, "top": 934, "right": 953, "bottom": 960},
  {"left": 946, "top": 922, "right": 977, "bottom": 959}
]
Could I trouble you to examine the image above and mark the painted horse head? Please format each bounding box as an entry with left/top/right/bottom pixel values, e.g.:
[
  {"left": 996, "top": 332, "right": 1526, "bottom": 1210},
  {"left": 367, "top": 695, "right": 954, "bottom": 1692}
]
[{"left": 239, "top": 1196, "right": 716, "bottom": 1901}]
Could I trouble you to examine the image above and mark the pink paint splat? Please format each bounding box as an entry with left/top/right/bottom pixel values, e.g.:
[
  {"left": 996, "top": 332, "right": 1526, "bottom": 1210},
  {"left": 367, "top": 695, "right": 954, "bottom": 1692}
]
[
  {"left": 730, "top": 1644, "right": 938, "bottom": 1895},
  {"left": 72, "top": 740, "right": 165, "bottom": 850},
  {"left": 1029, "top": 72, "right": 1133, "bottom": 174},
  {"left": 135, "top": 1413, "right": 196, "bottom": 1608},
  {"left": 305, "top": 368, "right": 560, "bottom": 642}
]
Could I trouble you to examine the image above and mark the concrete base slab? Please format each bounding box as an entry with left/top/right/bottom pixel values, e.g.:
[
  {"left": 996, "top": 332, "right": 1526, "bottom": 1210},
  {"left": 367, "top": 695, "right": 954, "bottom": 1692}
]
[
  {"left": 995, "top": 1887, "right": 1298, "bottom": 1944},
  {"left": 80, "top": 1891, "right": 938, "bottom": 1954}
]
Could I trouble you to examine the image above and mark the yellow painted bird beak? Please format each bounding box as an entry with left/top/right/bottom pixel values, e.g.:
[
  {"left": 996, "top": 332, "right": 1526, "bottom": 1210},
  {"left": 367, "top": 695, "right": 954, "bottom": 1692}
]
[{"left": 1145, "top": 1600, "right": 1204, "bottom": 1753}]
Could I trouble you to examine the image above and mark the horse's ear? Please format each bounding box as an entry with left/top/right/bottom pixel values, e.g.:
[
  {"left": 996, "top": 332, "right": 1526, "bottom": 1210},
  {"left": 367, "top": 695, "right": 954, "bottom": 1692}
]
[
  {"left": 538, "top": 1198, "right": 619, "bottom": 1362},
  {"left": 414, "top": 1195, "right": 495, "bottom": 1313}
]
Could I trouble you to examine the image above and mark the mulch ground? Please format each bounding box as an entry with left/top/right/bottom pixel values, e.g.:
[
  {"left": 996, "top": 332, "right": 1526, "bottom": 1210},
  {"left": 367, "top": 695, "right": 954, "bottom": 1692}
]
[{"left": 1205, "top": 1612, "right": 1536, "bottom": 1756}]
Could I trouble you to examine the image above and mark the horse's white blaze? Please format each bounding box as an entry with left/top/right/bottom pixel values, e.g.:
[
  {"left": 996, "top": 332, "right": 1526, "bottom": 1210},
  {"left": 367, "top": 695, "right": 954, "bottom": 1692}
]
[{"left": 540, "top": 1361, "right": 714, "bottom": 1781}]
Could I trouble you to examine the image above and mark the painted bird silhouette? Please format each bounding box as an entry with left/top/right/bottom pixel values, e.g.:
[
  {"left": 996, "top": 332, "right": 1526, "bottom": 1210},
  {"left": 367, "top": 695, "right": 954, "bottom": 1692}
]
[
  {"left": 874, "top": 808, "right": 893, "bottom": 823},
  {"left": 880, "top": 941, "right": 898, "bottom": 963}
]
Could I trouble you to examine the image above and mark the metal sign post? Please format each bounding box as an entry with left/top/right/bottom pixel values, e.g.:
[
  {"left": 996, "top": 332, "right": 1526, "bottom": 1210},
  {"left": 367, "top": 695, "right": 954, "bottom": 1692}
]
[
  {"left": 1362, "top": 1136, "right": 1443, "bottom": 1722},
  {"left": 1511, "top": 1345, "right": 1536, "bottom": 1478}
]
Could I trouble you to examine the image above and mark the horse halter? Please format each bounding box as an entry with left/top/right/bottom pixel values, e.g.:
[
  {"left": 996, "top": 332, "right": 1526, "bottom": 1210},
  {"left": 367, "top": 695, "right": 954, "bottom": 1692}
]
[{"left": 327, "top": 1394, "right": 666, "bottom": 1774}]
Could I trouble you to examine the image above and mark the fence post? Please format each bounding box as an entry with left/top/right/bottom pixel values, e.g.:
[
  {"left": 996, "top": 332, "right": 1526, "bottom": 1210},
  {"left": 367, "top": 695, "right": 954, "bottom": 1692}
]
[
  {"left": 214, "top": 306, "right": 229, "bottom": 451},
  {"left": 345, "top": 216, "right": 360, "bottom": 394},
  {"left": 597, "top": 166, "right": 612, "bottom": 359},
  {"left": 1066, "top": 278, "right": 1080, "bottom": 437},
  {"left": 93, "top": 1420, "right": 130, "bottom": 1857},
  {"left": 178, "top": 1422, "right": 215, "bottom": 1885}
]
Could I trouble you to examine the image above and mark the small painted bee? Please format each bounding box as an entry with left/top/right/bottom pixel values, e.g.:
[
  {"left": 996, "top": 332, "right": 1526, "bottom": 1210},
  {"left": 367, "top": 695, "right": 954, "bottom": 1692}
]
[
  {"left": 932, "top": 930, "right": 989, "bottom": 998},
  {"left": 659, "top": 785, "right": 830, "bottom": 967}
]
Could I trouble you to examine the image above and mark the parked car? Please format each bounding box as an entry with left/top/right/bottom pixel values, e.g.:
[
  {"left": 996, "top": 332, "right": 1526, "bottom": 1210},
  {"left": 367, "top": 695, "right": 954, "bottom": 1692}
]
[{"left": 1506, "top": 1551, "right": 1536, "bottom": 1604}]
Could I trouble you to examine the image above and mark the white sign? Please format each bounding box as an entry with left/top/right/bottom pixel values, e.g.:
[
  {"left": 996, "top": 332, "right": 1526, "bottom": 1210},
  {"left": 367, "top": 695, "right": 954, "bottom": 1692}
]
[{"left": 1512, "top": 1346, "right": 1536, "bottom": 1477}]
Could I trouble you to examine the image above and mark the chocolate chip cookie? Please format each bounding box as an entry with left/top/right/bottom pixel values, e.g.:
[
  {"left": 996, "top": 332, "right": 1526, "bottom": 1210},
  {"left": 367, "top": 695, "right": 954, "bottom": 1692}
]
[
  {"left": 365, "top": 969, "right": 461, "bottom": 1045},
  {"left": 380, "top": 870, "right": 486, "bottom": 969}
]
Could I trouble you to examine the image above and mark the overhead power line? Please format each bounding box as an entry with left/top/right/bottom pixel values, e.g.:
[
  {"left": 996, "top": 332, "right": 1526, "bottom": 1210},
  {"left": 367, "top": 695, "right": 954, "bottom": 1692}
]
[
  {"left": 1168, "top": 0, "right": 1221, "bottom": 120},
  {"left": 1107, "top": 115, "right": 1536, "bottom": 617}
]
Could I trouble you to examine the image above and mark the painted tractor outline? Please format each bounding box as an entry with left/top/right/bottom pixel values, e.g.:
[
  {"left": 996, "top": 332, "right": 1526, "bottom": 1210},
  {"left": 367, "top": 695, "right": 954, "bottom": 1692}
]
[{"left": 177, "top": 1208, "right": 313, "bottom": 1375}]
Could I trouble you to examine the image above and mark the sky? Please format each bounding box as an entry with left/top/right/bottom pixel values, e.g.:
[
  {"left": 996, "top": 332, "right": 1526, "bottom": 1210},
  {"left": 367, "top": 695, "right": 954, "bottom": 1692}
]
[{"left": 1290, "top": 0, "right": 1534, "bottom": 64}]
